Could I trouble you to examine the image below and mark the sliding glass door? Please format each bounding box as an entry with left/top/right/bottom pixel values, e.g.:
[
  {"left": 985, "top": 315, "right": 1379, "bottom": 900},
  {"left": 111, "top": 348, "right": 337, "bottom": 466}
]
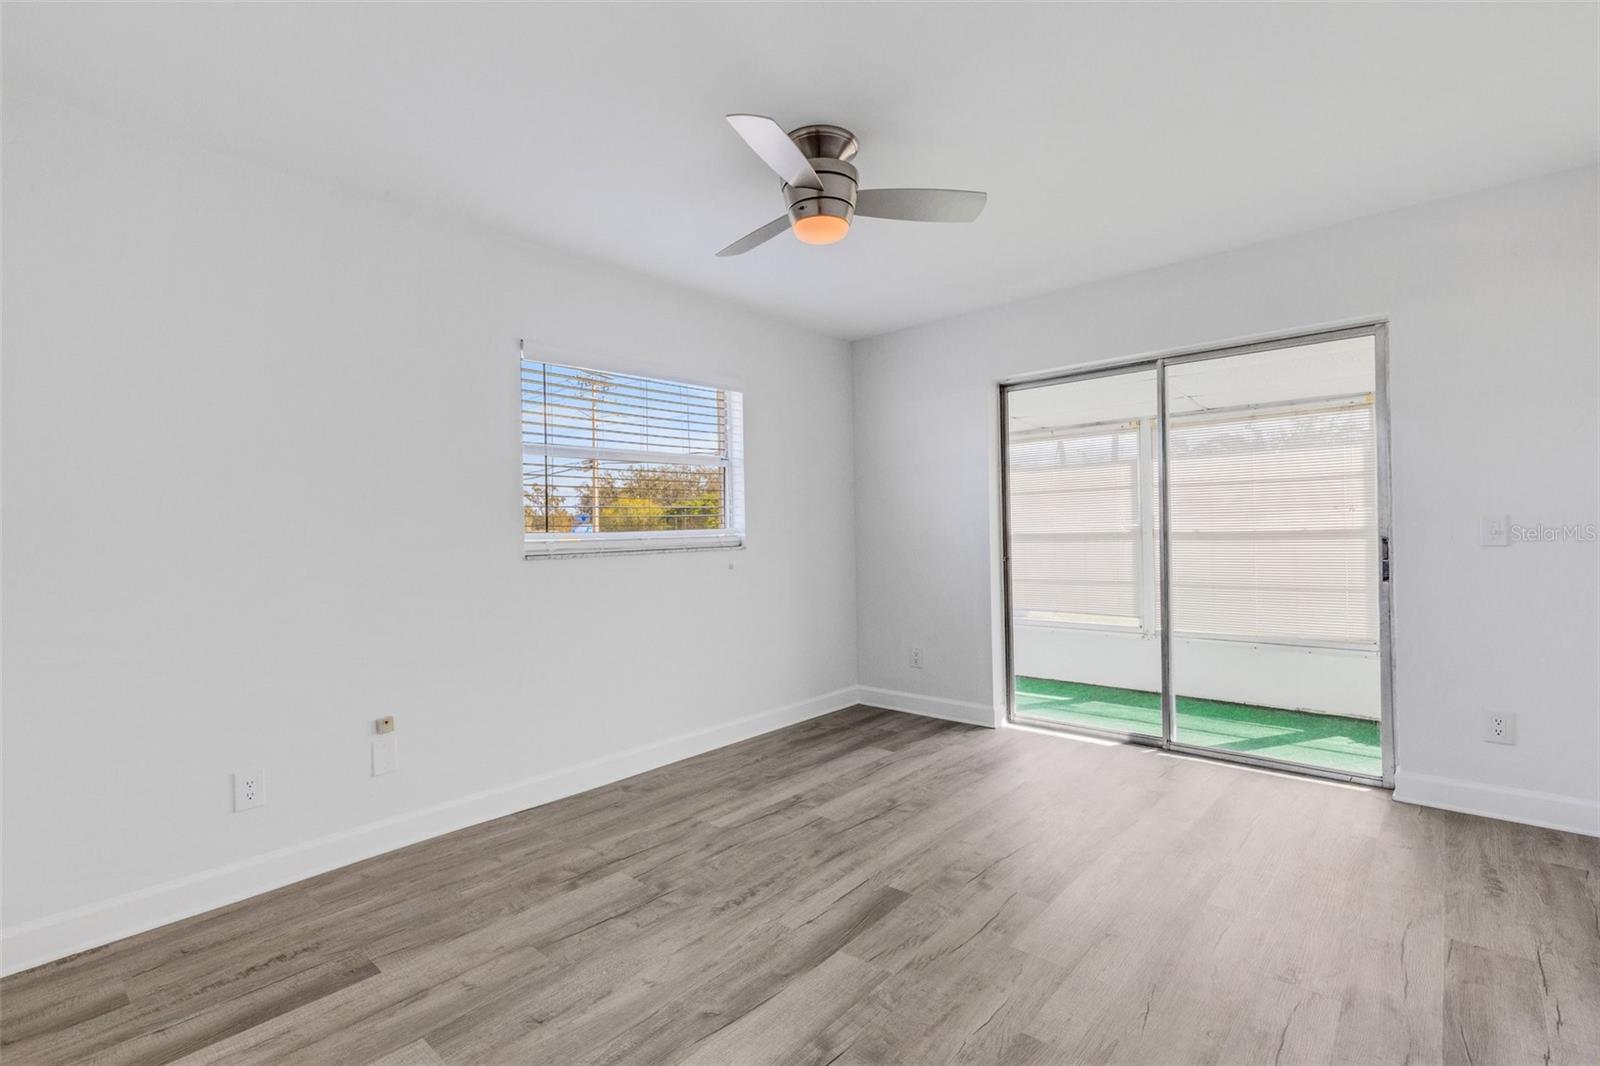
[
  {"left": 1005, "top": 367, "right": 1163, "bottom": 739},
  {"left": 1002, "top": 326, "right": 1392, "bottom": 785},
  {"left": 1164, "top": 337, "right": 1385, "bottom": 778}
]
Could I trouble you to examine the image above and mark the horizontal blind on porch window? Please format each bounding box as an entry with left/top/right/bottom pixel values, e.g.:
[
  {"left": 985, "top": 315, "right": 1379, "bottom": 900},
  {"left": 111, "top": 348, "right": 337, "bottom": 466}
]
[
  {"left": 521, "top": 361, "right": 730, "bottom": 535},
  {"left": 1166, "top": 401, "right": 1377, "bottom": 645},
  {"left": 1008, "top": 424, "right": 1142, "bottom": 625}
]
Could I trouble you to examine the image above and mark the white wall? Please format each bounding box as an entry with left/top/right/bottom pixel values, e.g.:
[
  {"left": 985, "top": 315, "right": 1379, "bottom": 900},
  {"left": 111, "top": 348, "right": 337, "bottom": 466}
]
[
  {"left": 0, "top": 98, "right": 859, "bottom": 972},
  {"left": 854, "top": 167, "right": 1600, "bottom": 835},
  {"left": 1014, "top": 625, "right": 1380, "bottom": 720}
]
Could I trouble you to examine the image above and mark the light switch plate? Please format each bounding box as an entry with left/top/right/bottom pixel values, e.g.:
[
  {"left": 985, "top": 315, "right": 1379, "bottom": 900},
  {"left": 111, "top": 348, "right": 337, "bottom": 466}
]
[{"left": 372, "top": 735, "right": 398, "bottom": 775}]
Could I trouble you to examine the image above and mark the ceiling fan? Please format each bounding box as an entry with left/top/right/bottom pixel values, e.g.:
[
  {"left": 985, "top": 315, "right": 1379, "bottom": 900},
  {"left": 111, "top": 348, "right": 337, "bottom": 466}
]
[{"left": 716, "top": 114, "right": 987, "bottom": 256}]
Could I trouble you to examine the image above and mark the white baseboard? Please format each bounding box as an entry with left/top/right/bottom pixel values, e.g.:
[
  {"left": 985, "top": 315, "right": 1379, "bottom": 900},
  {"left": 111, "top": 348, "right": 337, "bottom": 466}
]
[
  {"left": 1393, "top": 770, "right": 1600, "bottom": 837},
  {"left": 855, "top": 686, "right": 999, "bottom": 728},
  {"left": 0, "top": 686, "right": 861, "bottom": 977}
]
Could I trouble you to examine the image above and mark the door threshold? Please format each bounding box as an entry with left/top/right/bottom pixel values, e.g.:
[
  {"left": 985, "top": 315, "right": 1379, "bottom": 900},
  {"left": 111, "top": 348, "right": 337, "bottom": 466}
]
[{"left": 1008, "top": 714, "right": 1389, "bottom": 788}]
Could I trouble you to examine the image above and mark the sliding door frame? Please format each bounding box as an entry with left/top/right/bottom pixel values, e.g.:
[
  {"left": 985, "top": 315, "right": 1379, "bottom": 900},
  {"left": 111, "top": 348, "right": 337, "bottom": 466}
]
[{"left": 999, "top": 322, "right": 1395, "bottom": 787}]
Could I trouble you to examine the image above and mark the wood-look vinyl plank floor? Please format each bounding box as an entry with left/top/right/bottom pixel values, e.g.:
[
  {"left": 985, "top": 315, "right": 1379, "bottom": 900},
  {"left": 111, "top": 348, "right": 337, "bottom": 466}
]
[{"left": 2, "top": 705, "right": 1596, "bottom": 1065}]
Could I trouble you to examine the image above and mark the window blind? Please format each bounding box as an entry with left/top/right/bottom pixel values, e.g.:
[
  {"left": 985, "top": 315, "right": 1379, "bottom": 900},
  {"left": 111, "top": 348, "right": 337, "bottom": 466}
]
[
  {"left": 1007, "top": 423, "right": 1144, "bottom": 626},
  {"left": 1166, "top": 401, "right": 1377, "bottom": 645},
  {"left": 521, "top": 360, "right": 740, "bottom": 542}
]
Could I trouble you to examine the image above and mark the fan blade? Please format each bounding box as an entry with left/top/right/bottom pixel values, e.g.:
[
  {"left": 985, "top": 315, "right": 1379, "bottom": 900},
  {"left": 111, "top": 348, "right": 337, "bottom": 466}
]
[
  {"left": 726, "top": 114, "right": 823, "bottom": 191},
  {"left": 716, "top": 215, "right": 792, "bottom": 257},
  {"left": 855, "top": 188, "right": 987, "bottom": 223}
]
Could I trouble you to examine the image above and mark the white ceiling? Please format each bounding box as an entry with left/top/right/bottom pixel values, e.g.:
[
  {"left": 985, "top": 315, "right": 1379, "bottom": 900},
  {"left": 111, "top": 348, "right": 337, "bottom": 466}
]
[{"left": 5, "top": 3, "right": 1596, "bottom": 340}]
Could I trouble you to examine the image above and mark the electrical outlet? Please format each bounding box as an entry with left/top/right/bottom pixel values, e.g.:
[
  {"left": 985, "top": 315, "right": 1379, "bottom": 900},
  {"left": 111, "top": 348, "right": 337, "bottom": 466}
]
[
  {"left": 1485, "top": 712, "right": 1517, "bottom": 745},
  {"left": 372, "top": 734, "right": 398, "bottom": 776},
  {"left": 233, "top": 768, "right": 264, "bottom": 811},
  {"left": 910, "top": 646, "right": 924, "bottom": 669}
]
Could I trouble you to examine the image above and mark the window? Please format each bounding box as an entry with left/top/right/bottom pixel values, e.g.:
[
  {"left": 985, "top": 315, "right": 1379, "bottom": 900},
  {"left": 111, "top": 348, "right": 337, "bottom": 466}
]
[
  {"left": 1167, "top": 399, "right": 1377, "bottom": 645},
  {"left": 1008, "top": 422, "right": 1146, "bottom": 627},
  {"left": 1007, "top": 397, "right": 1377, "bottom": 646},
  {"left": 521, "top": 357, "right": 744, "bottom": 557}
]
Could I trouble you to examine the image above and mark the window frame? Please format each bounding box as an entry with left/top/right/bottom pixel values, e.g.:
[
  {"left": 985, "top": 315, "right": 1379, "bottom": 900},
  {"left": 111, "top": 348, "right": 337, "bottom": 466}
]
[{"left": 519, "top": 347, "right": 745, "bottom": 560}]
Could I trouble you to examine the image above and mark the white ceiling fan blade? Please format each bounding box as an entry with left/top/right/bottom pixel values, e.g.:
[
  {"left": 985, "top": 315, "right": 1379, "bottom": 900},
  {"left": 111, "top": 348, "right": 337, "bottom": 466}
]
[
  {"left": 725, "top": 114, "right": 824, "bottom": 191},
  {"left": 716, "top": 215, "right": 792, "bottom": 257},
  {"left": 855, "top": 188, "right": 987, "bottom": 223}
]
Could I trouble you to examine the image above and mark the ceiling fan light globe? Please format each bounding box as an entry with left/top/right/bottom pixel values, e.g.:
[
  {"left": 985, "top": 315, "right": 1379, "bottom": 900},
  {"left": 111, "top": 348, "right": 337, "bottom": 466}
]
[{"left": 792, "top": 215, "right": 850, "bottom": 245}]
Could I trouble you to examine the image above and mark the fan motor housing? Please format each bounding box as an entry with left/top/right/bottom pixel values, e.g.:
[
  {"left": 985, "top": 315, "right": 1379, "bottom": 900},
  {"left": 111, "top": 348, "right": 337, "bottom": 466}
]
[
  {"left": 783, "top": 124, "right": 859, "bottom": 229},
  {"left": 784, "top": 158, "right": 858, "bottom": 227}
]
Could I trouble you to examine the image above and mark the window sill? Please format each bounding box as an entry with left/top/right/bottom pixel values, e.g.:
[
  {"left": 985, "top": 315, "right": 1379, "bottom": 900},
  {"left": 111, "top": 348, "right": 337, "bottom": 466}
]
[
  {"left": 1011, "top": 618, "right": 1378, "bottom": 654},
  {"left": 524, "top": 532, "right": 745, "bottom": 560},
  {"left": 1016, "top": 616, "right": 1148, "bottom": 634}
]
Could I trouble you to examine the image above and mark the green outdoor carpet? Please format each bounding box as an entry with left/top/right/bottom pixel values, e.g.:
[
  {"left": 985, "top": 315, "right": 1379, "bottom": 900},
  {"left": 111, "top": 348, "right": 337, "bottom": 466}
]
[{"left": 1014, "top": 676, "right": 1381, "bottom": 777}]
